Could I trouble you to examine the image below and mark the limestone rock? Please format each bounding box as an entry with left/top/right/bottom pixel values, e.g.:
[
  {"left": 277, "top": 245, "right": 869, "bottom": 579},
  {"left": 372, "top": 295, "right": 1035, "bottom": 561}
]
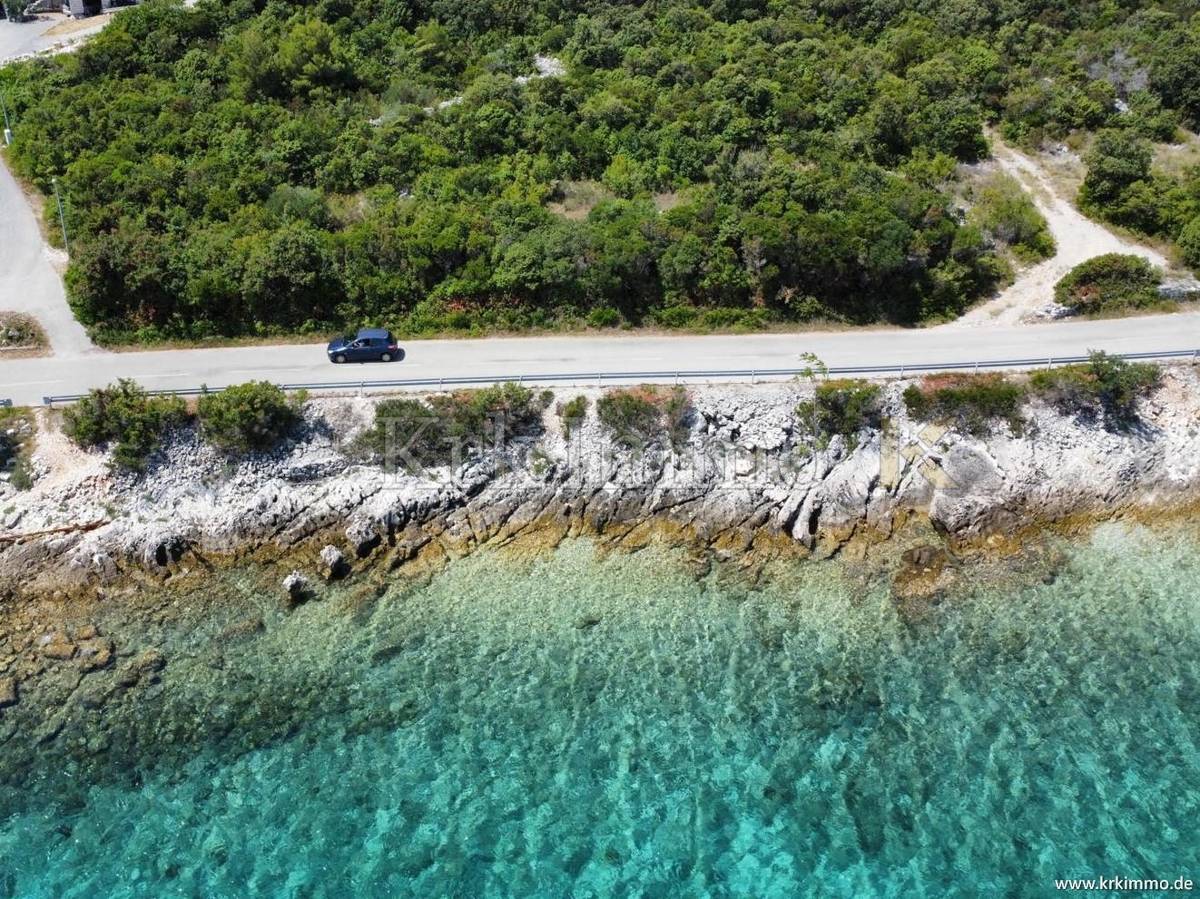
[
  {"left": 346, "top": 519, "right": 381, "bottom": 558},
  {"left": 319, "top": 544, "right": 347, "bottom": 580},
  {"left": 0, "top": 676, "right": 16, "bottom": 708},
  {"left": 282, "top": 570, "right": 308, "bottom": 598}
]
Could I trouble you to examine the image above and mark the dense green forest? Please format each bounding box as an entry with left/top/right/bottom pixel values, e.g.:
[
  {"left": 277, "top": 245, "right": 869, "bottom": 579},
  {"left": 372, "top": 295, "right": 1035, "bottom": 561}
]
[{"left": 1, "top": 0, "right": 1198, "bottom": 342}]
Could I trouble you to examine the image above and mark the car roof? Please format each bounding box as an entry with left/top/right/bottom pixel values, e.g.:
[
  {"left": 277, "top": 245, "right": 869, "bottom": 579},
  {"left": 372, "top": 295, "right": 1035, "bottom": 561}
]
[{"left": 357, "top": 328, "right": 392, "bottom": 339}]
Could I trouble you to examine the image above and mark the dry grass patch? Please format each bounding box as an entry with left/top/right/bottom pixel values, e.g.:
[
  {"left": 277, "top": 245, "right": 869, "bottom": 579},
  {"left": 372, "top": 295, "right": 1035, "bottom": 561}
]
[
  {"left": 546, "top": 181, "right": 614, "bottom": 221},
  {"left": 1153, "top": 128, "right": 1200, "bottom": 180}
]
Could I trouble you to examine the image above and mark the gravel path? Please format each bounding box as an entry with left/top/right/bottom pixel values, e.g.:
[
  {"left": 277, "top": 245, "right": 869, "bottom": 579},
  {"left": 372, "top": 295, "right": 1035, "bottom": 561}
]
[{"left": 947, "top": 138, "right": 1171, "bottom": 329}]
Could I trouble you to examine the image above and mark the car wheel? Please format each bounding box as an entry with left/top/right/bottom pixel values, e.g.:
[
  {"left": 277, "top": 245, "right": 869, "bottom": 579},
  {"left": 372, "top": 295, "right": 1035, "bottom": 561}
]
[
  {"left": 380, "top": 352, "right": 392, "bottom": 362},
  {"left": 334, "top": 354, "right": 346, "bottom": 364}
]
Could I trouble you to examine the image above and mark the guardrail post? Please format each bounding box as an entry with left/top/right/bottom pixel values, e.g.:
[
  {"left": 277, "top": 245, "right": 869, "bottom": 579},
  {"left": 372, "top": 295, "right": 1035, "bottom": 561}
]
[
  {"left": 1046, "top": 358, "right": 1052, "bottom": 370},
  {"left": 751, "top": 369, "right": 756, "bottom": 385},
  {"left": 359, "top": 381, "right": 364, "bottom": 398},
  {"left": 1193, "top": 349, "right": 1197, "bottom": 365},
  {"left": 597, "top": 373, "right": 602, "bottom": 388},
  {"left": 973, "top": 362, "right": 979, "bottom": 375}
]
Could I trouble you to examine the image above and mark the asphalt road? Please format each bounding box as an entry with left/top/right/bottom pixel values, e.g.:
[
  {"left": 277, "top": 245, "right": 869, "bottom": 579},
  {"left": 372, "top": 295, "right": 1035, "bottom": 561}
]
[{"left": 1, "top": 313, "right": 1199, "bottom": 406}]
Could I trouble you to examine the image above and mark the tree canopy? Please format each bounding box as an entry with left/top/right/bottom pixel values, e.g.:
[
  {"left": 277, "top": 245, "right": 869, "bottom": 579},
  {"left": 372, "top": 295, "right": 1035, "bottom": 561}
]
[{"left": 2, "top": 0, "right": 1198, "bottom": 343}]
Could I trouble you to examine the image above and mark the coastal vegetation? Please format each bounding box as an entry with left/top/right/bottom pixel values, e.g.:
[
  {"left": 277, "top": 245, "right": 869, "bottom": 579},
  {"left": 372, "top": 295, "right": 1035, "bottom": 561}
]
[
  {"left": 59, "top": 378, "right": 304, "bottom": 468},
  {"left": 0, "top": 406, "right": 35, "bottom": 491},
  {"left": 903, "top": 372, "right": 1029, "bottom": 436},
  {"left": 3, "top": 0, "right": 1198, "bottom": 343},
  {"left": 62, "top": 379, "right": 187, "bottom": 471},
  {"left": 358, "top": 382, "right": 546, "bottom": 469},
  {"left": 1029, "top": 349, "right": 1161, "bottom": 427},
  {"left": 557, "top": 394, "right": 588, "bottom": 436},
  {"left": 796, "top": 379, "right": 883, "bottom": 449},
  {"left": 596, "top": 386, "right": 692, "bottom": 451},
  {"left": 196, "top": 381, "right": 303, "bottom": 454},
  {"left": 1053, "top": 253, "right": 1164, "bottom": 315}
]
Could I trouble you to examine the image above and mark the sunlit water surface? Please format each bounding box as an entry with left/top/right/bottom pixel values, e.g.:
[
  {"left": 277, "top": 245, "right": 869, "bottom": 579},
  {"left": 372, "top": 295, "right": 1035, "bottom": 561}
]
[{"left": 1, "top": 527, "right": 1198, "bottom": 897}]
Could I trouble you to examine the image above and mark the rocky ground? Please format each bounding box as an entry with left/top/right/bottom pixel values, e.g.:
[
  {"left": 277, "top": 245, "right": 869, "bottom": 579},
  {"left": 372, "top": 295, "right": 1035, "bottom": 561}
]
[{"left": 1, "top": 371, "right": 1198, "bottom": 601}]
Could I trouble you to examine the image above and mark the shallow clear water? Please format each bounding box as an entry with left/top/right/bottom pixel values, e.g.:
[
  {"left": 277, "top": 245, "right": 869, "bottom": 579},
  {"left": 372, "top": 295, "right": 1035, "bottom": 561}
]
[{"left": 1, "top": 527, "right": 1199, "bottom": 897}]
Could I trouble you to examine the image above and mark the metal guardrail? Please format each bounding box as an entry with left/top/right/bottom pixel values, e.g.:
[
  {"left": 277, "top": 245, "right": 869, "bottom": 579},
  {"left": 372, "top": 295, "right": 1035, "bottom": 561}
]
[
  {"left": 39, "top": 348, "right": 1200, "bottom": 406},
  {"left": 0, "top": 399, "right": 11, "bottom": 407}
]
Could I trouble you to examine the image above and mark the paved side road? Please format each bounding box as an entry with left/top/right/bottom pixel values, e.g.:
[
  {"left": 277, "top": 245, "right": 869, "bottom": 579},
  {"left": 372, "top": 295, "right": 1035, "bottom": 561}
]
[
  {"left": 0, "top": 13, "right": 107, "bottom": 65},
  {"left": 0, "top": 156, "right": 96, "bottom": 357},
  {"left": 0, "top": 312, "right": 1198, "bottom": 406}
]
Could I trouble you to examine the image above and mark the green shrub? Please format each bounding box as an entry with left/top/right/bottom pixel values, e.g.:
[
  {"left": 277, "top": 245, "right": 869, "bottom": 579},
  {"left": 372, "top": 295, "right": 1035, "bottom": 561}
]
[
  {"left": 587, "top": 306, "right": 621, "bottom": 329},
  {"left": 1054, "top": 254, "right": 1162, "bottom": 315},
  {"left": 596, "top": 385, "right": 692, "bottom": 451},
  {"left": 967, "top": 172, "right": 1055, "bottom": 263},
  {"left": 557, "top": 395, "right": 589, "bottom": 436},
  {"left": 8, "top": 457, "right": 33, "bottom": 491},
  {"left": 1178, "top": 214, "right": 1200, "bottom": 271},
  {"left": 361, "top": 382, "right": 544, "bottom": 470},
  {"left": 62, "top": 379, "right": 187, "bottom": 470},
  {"left": 797, "top": 379, "right": 883, "bottom": 449},
  {"left": 903, "top": 372, "right": 1028, "bottom": 436},
  {"left": 197, "top": 381, "right": 301, "bottom": 454},
  {"left": 0, "top": 407, "right": 35, "bottom": 489},
  {"left": 654, "top": 305, "right": 697, "bottom": 328},
  {"left": 1030, "top": 350, "right": 1161, "bottom": 427}
]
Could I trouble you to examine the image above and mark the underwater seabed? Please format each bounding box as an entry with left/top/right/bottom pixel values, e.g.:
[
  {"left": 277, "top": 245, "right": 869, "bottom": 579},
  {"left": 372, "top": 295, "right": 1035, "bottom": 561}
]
[{"left": 0, "top": 525, "right": 1198, "bottom": 898}]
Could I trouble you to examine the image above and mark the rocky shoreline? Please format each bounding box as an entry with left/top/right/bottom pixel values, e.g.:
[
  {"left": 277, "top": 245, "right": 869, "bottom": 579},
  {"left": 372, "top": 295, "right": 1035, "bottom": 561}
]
[{"left": 3, "top": 369, "right": 1200, "bottom": 599}]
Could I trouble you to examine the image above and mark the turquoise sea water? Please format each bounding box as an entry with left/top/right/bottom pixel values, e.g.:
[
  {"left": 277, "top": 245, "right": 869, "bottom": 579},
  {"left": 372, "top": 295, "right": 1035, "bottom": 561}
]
[{"left": 1, "top": 526, "right": 1198, "bottom": 897}]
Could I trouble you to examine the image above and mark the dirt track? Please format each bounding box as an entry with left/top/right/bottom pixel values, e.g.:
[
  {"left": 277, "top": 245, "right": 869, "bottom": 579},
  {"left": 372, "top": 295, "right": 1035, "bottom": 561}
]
[{"left": 948, "top": 137, "right": 1172, "bottom": 329}]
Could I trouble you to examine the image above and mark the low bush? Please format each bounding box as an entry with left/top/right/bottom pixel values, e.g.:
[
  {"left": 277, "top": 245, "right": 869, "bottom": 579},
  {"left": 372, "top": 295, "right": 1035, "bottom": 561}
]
[
  {"left": 967, "top": 172, "right": 1056, "bottom": 263},
  {"left": 360, "top": 382, "right": 545, "bottom": 470},
  {"left": 197, "top": 381, "right": 302, "bottom": 454},
  {"left": 1029, "top": 350, "right": 1161, "bottom": 427},
  {"left": 796, "top": 379, "right": 883, "bottom": 449},
  {"left": 0, "top": 407, "right": 35, "bottom": 490},
  {"left": 596, "top": 385, "right": 692, "bottom": 450},
  {"left": 903, "top": 372, "right": 1028, "bottom": 436},
  {"left": 62, "top": 379, "right": 188, "bottom": 470},
  {"left": 1054, "top": 254, "right": 1162, "bottom": 315},
  {"left": 557, "top": 395, "right": 589, "bottom": 436},
  {"left": 587, "top": 306, "right": 621, "bottom": 329}
]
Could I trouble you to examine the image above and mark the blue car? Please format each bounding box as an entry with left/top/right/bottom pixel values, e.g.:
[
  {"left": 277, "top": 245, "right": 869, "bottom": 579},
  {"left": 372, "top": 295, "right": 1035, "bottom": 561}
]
[{"left": 327, "top": 328, "right": 401, "bottom": 364}]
